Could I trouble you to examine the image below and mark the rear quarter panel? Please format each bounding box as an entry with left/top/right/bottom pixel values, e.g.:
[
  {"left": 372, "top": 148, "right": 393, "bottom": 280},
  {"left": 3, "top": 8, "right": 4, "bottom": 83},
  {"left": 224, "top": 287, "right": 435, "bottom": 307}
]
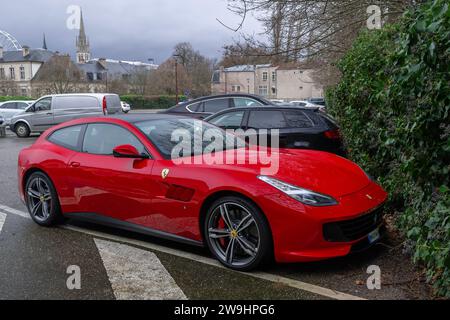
[{"left": 18, "top": 138, "right": 76, "bottom": 204}]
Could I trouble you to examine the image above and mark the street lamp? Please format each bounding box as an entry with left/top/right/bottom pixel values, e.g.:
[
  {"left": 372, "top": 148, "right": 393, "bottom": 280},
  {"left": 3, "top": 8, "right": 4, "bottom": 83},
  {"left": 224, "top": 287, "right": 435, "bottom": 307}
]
[{"left": 173, "top": 54, "right": 180, "bottom": 104}]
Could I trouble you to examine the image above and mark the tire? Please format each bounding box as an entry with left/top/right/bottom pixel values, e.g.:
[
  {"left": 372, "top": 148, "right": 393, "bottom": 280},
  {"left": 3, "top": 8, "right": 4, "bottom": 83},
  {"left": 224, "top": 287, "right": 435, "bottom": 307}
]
[
  {"left": 25, "top": 172, "right": 62, "bottom": 226},
  {"left": 204, "top": 196, "right": 273, "bottom": 271},
  {"left": 15, "top": 122, "right": 30, "bottom": 138}
]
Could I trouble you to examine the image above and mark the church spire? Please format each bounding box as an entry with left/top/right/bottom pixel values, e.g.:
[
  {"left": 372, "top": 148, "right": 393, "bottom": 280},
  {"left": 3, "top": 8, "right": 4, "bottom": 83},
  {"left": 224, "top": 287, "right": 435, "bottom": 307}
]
[
  {"left": 76, "top": 8, "right": 91, "bottom": 64},
  {"left": 42, "top": 33, "right": 48, "bottom": 50}
]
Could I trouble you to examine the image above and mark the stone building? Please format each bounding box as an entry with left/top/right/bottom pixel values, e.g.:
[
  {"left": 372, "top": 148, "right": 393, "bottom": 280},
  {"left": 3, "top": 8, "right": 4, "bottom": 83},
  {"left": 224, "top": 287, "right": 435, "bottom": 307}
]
[
  {"left": 211, "top": 64, "right": 324, "bottom": 101},
  {"left": 0, "top": 44, "right": 53, "bottom": 96}
]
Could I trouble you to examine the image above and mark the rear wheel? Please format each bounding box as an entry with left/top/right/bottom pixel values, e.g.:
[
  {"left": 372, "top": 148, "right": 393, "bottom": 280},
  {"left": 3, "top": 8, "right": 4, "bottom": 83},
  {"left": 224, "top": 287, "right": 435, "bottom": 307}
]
[
  {"left": 15, "top": 122, "right": 30, "bottom": 138},
  {"left": 204, "top": 196, "right": 272, "bottom": 271},
  {"left": 25, "top": 172, "right": 62, "bottom": 226}
]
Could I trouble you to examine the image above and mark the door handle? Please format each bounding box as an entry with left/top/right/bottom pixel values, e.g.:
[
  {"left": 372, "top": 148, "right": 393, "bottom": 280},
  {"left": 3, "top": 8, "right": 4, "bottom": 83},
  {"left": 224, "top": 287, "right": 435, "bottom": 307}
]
[
  {"left": 70, "top": 162, "right": 80, "bottom": 168},
  {"left": 46, "top": 112, "right": 53, "bottom": 115}
]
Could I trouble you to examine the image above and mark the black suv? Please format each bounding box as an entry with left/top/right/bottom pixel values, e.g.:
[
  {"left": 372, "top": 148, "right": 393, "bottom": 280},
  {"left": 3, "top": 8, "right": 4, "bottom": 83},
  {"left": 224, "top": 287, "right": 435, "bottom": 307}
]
[
  {"left": 161, "top": 94, "right": 271, "bottom": 119},
  {"left": 205, "top": 106, "right": 347, "bottom": 157}
]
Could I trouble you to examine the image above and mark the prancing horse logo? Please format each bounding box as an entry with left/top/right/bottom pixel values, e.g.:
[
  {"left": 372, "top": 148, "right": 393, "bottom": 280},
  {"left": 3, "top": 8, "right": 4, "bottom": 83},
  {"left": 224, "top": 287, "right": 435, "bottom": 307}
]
[{"left": 161, "top": 169, "right": 170, "bottom": 179}]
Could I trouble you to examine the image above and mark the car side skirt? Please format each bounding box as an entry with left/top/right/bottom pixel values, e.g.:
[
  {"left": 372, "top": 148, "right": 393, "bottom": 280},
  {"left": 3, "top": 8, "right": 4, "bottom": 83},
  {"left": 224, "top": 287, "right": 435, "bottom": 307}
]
[{"left": 64, "top": 212, "right": 205, "bottom": 247}]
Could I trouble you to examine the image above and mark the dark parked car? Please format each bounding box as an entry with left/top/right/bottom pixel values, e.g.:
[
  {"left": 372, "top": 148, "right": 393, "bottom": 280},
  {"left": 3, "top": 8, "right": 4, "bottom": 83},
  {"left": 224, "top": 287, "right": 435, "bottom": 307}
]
[
  {"left": 161, "top": 94, "right": 271, "bottom": 119},
  {"left": 307, "top": 98, "right": 326, "bottom": 107},
  {"left": 205, "top": 106, "right": 347, "bottom": 157}
]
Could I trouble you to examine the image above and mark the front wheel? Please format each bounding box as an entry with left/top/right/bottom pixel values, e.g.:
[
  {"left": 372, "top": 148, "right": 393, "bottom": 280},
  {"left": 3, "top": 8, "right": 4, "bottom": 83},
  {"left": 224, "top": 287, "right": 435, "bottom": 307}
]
[
  {"left": 15, "top": 123, "right": 30, "bottom": 138},
  {"left": 204, "top": 196, "right": 272, "bottom": 271},
  {"left": 25, "top": 172, "right": 62, "bottom": 226}
]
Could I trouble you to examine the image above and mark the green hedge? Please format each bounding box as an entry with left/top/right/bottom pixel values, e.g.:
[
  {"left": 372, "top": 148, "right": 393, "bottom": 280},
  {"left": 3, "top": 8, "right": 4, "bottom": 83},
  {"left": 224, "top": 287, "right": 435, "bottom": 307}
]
[
  {"left": 0, "top": 96, "right": 35, "bottom": 102},
  {"left": 120, "top": 95, "right": 187, "bottom": 109},
  {"left": 327, "top": 0, "right": 450, "bottom": 297}
]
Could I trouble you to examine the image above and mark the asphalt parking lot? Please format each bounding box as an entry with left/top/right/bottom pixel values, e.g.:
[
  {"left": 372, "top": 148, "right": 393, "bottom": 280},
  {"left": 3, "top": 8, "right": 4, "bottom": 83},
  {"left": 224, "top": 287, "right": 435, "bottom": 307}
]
[{"left": 0, "top": 129, "right": 433, "bottom": 300}]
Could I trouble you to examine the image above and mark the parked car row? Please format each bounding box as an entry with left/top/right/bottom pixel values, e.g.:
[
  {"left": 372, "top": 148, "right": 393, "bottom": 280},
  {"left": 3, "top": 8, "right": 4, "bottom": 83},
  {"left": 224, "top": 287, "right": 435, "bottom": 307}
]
[
  {"left": 3, "top": 92, "right": 342, "bottom": 157},
  {"left": 161, "top": 93, "right": 344, "bottom": 157},
  {"left": 206, "top": 106, "right": 346, "bottom": 157}
]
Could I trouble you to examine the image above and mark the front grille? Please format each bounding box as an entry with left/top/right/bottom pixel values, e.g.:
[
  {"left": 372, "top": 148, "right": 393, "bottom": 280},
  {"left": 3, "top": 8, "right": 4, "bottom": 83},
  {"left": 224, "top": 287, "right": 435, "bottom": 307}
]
[{"left": 323, "top": 206, "right": 385, "bottom": 242}]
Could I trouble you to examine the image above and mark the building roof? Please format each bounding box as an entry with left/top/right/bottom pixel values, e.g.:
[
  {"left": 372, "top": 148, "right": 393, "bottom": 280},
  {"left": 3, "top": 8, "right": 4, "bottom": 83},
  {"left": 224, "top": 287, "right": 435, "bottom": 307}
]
[
  {"left": 0, "top": 49, "right": 54, "bottom": 63},
  {"left": 223, "top": 65, "right": 255, "bottom": 72},
  {"left": 78, "top": 59, "right": 157, "bottom": 78}
]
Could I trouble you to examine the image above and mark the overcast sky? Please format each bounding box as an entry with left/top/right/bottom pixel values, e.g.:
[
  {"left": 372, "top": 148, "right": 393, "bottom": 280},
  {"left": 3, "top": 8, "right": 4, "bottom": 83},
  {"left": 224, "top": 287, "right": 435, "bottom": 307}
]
[{"left": 1, "top": 0, "right": 263, "bottom": 63}]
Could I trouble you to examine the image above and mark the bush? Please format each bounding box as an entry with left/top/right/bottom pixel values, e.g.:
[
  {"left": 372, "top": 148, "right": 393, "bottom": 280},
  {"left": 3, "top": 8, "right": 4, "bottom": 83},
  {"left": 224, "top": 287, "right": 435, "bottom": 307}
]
[
  {"left": 327, "top": 0, "right": 450, "bottom": 296},
  {"left": 120, "top": 95, "right": 187, "bottom": 109},
  {"left": 0, "top": 96, "right": 35, "bottom": 102}
]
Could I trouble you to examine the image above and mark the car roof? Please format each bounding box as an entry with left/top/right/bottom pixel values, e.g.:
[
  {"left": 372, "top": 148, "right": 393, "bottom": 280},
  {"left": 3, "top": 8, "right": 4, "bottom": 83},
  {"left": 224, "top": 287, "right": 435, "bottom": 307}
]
[
  {"left": 0, "top": 100, "right": 33, "bottom": 103},
  {"left": 38, "top": 93, "right": 118, "bottom": 99},
  {"left": 206, "top": 105, "right": 319, "bottom": 117},
  {"left": 179, "top": 93, "right": 269, "bottom": 105}
]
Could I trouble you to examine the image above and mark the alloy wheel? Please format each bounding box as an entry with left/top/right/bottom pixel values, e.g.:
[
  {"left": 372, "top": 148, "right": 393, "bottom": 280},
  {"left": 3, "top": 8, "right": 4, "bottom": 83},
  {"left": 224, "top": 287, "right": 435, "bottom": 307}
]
[
  {"left": 26, "top": 177, "right": 53, "bottom": 223},
  {"left": 207, "top": 202, "right": 260, "bottom": 267}
]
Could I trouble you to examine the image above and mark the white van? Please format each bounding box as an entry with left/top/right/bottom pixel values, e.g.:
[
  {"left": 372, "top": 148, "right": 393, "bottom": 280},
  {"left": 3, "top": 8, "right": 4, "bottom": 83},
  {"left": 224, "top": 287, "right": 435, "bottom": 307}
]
[{"left": 10, "top": 93, "right": 121, "bottom": 137}]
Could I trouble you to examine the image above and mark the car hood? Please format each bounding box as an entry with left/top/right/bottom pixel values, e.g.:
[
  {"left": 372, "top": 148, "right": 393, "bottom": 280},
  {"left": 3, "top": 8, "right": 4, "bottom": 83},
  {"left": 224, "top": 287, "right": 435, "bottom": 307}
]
[
  {"left": 190, "top": 148, "right": 371, "bottom": 198},
  {"left": 269, "top": 149, "right": 370, "bottom": 198}
]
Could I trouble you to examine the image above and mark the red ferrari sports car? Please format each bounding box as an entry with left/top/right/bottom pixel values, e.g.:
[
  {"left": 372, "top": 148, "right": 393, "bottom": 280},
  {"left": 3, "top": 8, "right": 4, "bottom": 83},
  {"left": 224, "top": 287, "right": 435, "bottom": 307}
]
[{"left": 18, "top": 115, "right": 387, "bottom": 271}]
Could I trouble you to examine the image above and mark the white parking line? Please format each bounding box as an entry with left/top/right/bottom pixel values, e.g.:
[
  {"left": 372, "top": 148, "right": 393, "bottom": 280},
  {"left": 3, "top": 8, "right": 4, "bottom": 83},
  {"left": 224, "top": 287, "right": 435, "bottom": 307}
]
[
  {"left": 95, "top": 238, "right": 187, "bottom": 300},
  {"left": 0, "top": 204, "right": 365, "bottom": 300},
  {"left": 0, "top": 212, "right": 6, "bottom": 234}
]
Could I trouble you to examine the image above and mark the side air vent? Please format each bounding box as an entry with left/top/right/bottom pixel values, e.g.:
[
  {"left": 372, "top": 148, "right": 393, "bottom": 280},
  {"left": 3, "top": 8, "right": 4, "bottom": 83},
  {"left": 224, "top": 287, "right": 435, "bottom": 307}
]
[{"left": 165, "top": 185, "right": 195, "bottom": 202}]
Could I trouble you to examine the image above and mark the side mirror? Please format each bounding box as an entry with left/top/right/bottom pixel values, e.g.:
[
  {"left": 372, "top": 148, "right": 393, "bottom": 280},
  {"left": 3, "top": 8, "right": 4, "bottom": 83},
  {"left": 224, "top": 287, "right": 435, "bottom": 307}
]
[{"left": 113, "top": 144, "right": 149, "bottom": 159}]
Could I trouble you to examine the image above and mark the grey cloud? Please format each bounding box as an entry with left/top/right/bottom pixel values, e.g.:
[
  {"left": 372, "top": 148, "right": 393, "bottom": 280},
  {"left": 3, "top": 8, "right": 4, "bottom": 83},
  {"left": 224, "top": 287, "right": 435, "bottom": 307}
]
[{"left": 1, "top": 0, "right": 263, "bottom": 63}]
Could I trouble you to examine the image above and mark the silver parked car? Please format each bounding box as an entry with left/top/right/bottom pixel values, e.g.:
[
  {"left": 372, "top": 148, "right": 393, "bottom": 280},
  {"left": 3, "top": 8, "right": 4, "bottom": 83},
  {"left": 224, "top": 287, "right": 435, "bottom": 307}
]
[
  {"left": 0, "top": 100, "right": 34, "bottom": 125},
  {"left": 10, "top": 93, "right": 122, "bottom": 138}
]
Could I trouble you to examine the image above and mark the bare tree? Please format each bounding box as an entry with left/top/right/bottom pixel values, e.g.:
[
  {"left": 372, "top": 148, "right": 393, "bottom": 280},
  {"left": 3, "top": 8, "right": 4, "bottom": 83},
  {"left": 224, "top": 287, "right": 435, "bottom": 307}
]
[
  {"left": 33, "top": 54, "right": 84, "bottom": 94},
  {"left": 173, "top": 43, "right": 215, "bottom": 97},
  {"left": 223, "top": 0, "right": 424, "bottom": 85},
  {"left": 149, "top": 58, "right": 191, "bottom": 96}
]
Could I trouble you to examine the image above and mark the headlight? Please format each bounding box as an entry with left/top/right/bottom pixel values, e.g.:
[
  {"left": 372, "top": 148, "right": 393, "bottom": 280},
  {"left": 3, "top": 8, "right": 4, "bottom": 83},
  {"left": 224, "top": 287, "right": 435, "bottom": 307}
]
[{"left": 258, "top": 176, "right": 338, "bottom": 207}]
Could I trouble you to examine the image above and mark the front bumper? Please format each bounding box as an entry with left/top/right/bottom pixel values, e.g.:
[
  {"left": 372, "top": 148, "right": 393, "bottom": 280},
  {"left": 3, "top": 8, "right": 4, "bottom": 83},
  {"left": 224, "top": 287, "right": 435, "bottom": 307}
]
[{"left": 258, "top": 182, "right": 387, "bottom": 263}]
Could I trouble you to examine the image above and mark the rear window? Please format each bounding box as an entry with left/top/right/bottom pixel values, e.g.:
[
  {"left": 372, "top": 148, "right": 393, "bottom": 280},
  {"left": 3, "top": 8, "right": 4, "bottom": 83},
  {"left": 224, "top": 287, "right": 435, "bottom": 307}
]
[
  {"left": 53, "top": 96, "right": 98, "bottom": 110},
  {"left": 203, "top": 99, "right": 230, "bottom": 113},
  {"left": 283, "top": 110, "right": 314, "bottom": 128},
  {"left": 105, "top": 95, "right": 121, "bottom": 108},
  {"left": 248, "top": 111, "right": 288, "bottom": 129},
  {"left": 48, "top": 125, "right": 83, "bottom": 151}
]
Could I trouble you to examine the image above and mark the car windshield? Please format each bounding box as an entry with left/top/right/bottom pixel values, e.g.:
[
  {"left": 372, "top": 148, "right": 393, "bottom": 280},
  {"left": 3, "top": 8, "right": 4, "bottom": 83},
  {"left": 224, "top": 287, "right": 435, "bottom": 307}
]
[{"left": 135, "top": 118, "right": 245, "bottom": 159}]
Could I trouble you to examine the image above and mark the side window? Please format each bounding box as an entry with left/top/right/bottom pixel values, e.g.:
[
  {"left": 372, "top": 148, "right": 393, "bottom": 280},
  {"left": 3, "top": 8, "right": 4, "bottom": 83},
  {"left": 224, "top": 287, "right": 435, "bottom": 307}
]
[
  {"left": 283, "top": 111, "right": 314, "bottom": 128},
  {"left": 248, "top": 111, "right": 288, "bottom": 129},
  {"left": 83, "top": 124, "right": 146, "bottom": 156},
  {"left": 17, "top": 102, "right": 29, "bottom": 110},
  {"left": 233, "top": 98, "right": 263, "bottom": 107},
  {"left": 54, "top": 96, "right": 98, "bottom": 110},
  {"left": 209, "top": 111, "right": 245, "bottom": 129},
  {"left": 203, "top": 99, "right": 230, "bottom": 113},
  {"left": 187, "top": 102, "right": 202, "bottom": 113},
  {"left": 35, "top": 98, "right": 52, "bottom": 112},
  {"left": 48, "top": 125, "right": 83, "bottom": 151},
  {"left": 2, "top": 102, "right": 16, "bottom": 109}
]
